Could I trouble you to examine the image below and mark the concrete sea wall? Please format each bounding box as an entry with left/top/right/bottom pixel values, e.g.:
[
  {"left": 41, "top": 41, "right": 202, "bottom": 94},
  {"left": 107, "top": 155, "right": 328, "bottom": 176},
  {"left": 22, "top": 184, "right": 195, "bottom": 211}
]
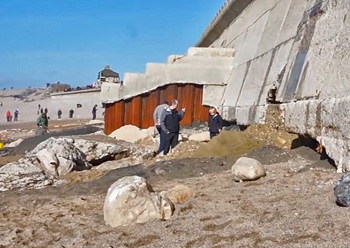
[{"left": 203, "top": 0, "right": 350, "bottom": 171}]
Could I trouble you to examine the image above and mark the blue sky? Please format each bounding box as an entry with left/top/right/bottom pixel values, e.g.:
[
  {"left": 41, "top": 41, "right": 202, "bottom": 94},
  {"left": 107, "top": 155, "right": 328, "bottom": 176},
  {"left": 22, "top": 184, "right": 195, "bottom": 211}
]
[{"left": 0, "top": 0, "right": 225, "bottom": 89}]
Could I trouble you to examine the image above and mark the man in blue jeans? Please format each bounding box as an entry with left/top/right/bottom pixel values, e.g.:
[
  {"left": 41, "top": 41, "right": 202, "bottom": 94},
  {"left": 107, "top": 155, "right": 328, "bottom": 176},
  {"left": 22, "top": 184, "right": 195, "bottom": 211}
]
[{"left": 153, "top": 101, "right": 169, "bottom": 154}]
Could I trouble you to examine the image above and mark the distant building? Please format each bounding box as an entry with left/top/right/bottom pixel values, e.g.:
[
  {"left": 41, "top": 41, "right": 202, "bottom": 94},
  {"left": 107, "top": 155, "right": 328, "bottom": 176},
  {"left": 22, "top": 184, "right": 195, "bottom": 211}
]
[{"left": 96, "top": 65, "right": 120, "bottom": 88}]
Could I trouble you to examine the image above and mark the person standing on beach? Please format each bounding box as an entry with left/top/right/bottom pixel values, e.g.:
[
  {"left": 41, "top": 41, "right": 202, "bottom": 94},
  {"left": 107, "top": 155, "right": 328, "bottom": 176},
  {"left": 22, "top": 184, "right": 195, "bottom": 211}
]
[
  {"left": 57, "top": 109, "right": 62, "bottom": 119},
  {"left": 13, "top": 108, "right": 19, "bottom": 121},
  {"left": 208, "top": 106, "right": 223, "bottom": 139},
  {"left": 161, "top": 99, "right": 185, "bottom": 155},
  {"left": 6, "top": 110, "right": 11, "bottom": 122},
  {"left": 92, "top": 105, "right": 97, "bottom": 120},
  {"left": 153, "top": 101, "right": 169, "bottom": 154},
  {"left": 69, "top": 109, "right": 74, "bottom": 118}
]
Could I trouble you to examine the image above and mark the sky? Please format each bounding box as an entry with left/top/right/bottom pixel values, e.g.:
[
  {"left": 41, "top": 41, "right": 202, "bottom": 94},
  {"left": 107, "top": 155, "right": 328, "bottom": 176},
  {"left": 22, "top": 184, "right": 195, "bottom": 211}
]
[{"left": 0, "top": 0, "right": 225, "bottom": 89}]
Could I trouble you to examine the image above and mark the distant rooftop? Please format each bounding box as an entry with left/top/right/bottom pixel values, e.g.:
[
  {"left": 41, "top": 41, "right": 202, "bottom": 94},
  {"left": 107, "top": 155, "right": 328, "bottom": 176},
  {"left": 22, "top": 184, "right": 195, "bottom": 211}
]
[{"left": 100, "top": 65, "right": 119, "bottom": 78}]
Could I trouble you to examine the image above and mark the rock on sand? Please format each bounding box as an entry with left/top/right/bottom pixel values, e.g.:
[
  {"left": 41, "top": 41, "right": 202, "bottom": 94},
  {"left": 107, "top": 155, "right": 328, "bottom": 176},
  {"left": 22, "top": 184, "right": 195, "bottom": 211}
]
[
  {"left": 86, "top": 119, "right": 105, "bottom": 125},
  {"left": 28, "top": 137, "right": 91, "bottom": 176},
  {"left": 189, "top": 132, "right": 210, "bottom": 142},
  {"left": 4, "top": 138, "right": 23, "bottom": 148},
  {"left": 334, "top": 174, "right": 350, "bottom": 207},
  {"left": 109, "top": 125, "right": 149, "bottom": 143},
  {"left": 160, "top": 184, "right": 194, "bottom": 204},
  {"left": 231, "top": 157, "right": 266, "bottom": 182},
  {"left": 104, "top": 176, "right": 174, "bottom": 227}
]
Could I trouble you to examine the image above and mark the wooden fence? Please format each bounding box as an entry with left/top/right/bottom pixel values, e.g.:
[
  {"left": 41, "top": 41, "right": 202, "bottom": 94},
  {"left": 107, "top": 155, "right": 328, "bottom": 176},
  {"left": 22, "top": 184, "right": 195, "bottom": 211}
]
[{"left": 104, "top": 83, "right": 209, "bottom": 134}]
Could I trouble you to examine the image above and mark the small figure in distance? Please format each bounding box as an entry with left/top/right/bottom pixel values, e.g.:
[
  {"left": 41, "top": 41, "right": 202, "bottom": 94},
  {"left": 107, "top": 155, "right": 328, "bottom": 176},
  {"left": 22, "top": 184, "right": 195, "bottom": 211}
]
[
  {"left": 69, "top": 108, "right": 74, "bottom": 118},
  {"left": 92, "top": 104, "right": 98, "bottom": 120},
  {"left": 57, "top": 109, "right": 62, "bottom": 119}
]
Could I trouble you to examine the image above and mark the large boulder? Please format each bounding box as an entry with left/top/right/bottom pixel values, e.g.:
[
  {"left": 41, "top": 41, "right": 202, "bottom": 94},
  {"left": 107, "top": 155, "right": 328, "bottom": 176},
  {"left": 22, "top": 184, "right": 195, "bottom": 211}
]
[
  {"left": 109, "top": 125, "right": 149, "bottom": 143},
  {"left": 231, "top": 157, "right": 266, "bottom": 182},
  {"left": 104, "top": 176, "right": 174, "bottom": 227},
  {"left": 334, "top": 174, "right": 350, "bottom": 207},
  {"left": 73, "top": 138, "right": 129, "bottom": 164},
  {"left": 27, "top": 137, "right": 91, "bottom": 176},
  {"left": 189, "top": 132, "right": 210, "bottom": 142}
]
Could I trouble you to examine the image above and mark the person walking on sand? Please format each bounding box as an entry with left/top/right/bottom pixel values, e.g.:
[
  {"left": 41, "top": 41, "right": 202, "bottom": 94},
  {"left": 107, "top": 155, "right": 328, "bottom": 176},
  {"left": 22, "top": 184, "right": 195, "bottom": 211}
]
[
  {"left": 37, "top": 112, "right": 49, "bottom": 134},
  {"left": 161, "top": 99, "right": 186, "bottom": 155},
  {"left": 69, "top": 108, "right": 74, "bottom": 118},
  {"left": 6, "top": 110, "right": 11, "bottom": 122},
  {"left": 92, "top": 104, "right": 98, "bottom": 120},
  {"left": 208, "top": 106, "right": 223, "bottom": 139},
  {"left": 57, "top": 109, "right": 62, "bottom": 119},
  {"left": 13, "top": 108, "right": 19, "bottom": 121},
  {"left": 153, "top": 101, "right": 169, "bottom": 154}
]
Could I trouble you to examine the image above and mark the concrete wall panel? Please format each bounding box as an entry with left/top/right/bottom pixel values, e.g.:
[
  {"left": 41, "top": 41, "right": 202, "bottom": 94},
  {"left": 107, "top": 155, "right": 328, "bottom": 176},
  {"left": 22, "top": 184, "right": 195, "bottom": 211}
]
[
  {"left": 222, "top": 63, "right": 249, "bottom": 106},
  {"left": 255, "top": 0, "right": 291, "bottom": 57},
  {"left": 236, "top": 52, "right": 273, "bottom": 107}
]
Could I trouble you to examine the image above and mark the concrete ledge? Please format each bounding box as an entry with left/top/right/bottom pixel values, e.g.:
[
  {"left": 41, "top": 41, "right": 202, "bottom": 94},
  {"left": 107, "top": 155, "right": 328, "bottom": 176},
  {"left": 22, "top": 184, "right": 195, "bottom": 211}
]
[
  {"left": 283, "top": 97, "right": 350, "bottom": 172},
  {"left": 50, "top": 88, "right": 101, "bottom": 97},
  {"left": 196, "top": 0, "right": 254, "bottom": 47}
]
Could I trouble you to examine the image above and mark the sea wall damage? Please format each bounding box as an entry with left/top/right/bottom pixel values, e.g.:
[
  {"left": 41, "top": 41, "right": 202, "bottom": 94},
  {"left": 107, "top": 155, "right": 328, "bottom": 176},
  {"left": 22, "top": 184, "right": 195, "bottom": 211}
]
[{"left": 101, "top": 0, "right": 350, "bottom": 172}]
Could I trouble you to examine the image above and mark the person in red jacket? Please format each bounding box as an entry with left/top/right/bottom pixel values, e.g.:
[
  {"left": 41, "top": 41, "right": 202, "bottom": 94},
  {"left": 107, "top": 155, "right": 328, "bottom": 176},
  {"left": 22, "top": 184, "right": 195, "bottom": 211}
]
[{"left": 6, "top": 110, "right": 11, "bottom": 122}]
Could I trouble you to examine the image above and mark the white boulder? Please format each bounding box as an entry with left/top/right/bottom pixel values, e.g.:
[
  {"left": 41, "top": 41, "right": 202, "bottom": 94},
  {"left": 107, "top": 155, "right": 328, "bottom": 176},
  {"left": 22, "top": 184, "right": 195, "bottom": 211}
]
[
  {"left": 36, "top": 149, "right": 59, "bottom": 176},
  {"left": 109, "top": 125, "right": 149, "bottom": 143},
  {"left": 231, "top": 157, "right": 266, "bottom": 182},
  {"left": 4, "top": 138, "right": 23, "bottom": 148},
  {"left": 189, "top": 132, "right": 210, "bottom": 142},
  {"left": 27, "top": 137, "right": 91, "bottom": 176},
  {"left": 104, "top": 176, "right": 174, "bottom": 227}
]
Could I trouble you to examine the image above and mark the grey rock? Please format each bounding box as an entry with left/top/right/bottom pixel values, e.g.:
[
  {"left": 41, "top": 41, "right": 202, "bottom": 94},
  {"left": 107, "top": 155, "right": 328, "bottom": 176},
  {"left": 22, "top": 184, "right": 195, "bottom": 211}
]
[{"left": 334, "top": 174, "right": 350, "bottom": 207}]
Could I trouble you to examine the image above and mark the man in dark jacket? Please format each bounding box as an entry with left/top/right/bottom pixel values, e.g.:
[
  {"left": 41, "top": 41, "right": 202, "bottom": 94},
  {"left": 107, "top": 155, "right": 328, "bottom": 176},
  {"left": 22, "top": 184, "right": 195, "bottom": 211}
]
[
  {"left": 161, "top": 99, "right": 185, "bottom": 155},
  {"left": 92, "top": 104, "right": 98, "bottom": 120},
  {"left": 208, "top": 106, "right": 223, "bottom": 139}
]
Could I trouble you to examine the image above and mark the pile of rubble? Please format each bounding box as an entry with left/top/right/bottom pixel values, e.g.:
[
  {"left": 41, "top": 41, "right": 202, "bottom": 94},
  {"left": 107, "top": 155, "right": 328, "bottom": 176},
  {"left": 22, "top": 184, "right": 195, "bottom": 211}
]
[{"left": 0, "top": 136, "right": 155, "bottom": 192}]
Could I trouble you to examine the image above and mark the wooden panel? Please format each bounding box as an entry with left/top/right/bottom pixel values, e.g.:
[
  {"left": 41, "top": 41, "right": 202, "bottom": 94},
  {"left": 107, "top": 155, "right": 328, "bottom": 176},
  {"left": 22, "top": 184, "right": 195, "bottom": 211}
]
[
  {"left": 164, "top": 84, "right": 178, "bottom": 101},
  {"left": 141, "top": 94, "right": 150, "bottom": 128},
  {"left": 147, "top": 90, "right": 159, "bottom": 127},
  {"left": 159, "top": 86, "right": 167, "bottom": 104},
  {"left": 113, "top": 101, "right": 124, "bottom": 132},
  {"left": 104, "top": 104, "right": 114, "bottom": 134},
  {"left": 124, "top": 100, "right": 132, "bottom": 125},
  {"left": 181, "top": 84, "right": 195, "bottom": 126},
  {"left": 194, "top": 85, "right": 209, "bottom": 122},
  {"left": 176, "top": 85, "right": 185, "bottom": 109},
  {"left": 131, "top": 96, "right": 142, "bottom": 127}
]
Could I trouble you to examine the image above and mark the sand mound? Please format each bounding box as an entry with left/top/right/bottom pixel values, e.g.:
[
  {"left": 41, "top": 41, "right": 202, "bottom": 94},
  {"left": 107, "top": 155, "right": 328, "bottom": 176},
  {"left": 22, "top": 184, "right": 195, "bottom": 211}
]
[{"left": 193, "top": 131, "right": 260, "bottom": 158}]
